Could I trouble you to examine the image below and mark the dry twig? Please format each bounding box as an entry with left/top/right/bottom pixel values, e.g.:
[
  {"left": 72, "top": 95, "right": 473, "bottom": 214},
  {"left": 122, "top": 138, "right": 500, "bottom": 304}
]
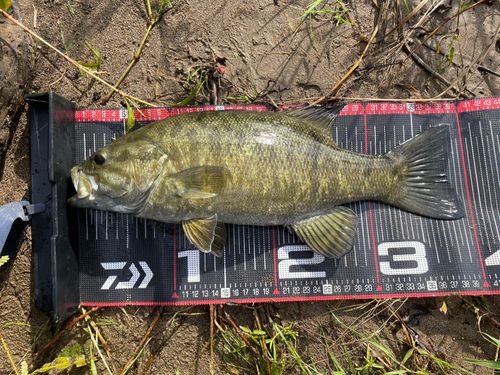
[
  {"left": 102, "top": 0, "right": 171, "bottom": 103},
  {"left": 385, "top": 0, "right": 431, "bottom": 38},
  {"left": 308, "top": 0, "right": 386, "bottom": 106},
  {"left": 460, "top": 297, "right": 500, "bottom": 330},
  {"left": 254, "top": 308, "right": 272, "bottom": 375},
  {"left": 384, "top": 301, "right": 443, "bottom": 359},
  {"left": 435, "top": 20, "right": 500, "bottom": 99},
  {"left": 81, "top": 307, "right": 111, "bottom": 357},
  {"left": 87, "top": 325, "right": 114, "bottom": 375},
  {"left": 338, "top": 1, "right": 367, "bottom": 42},
  {"left": 223, "top": 309, "right": 264, "bottom": 363},
  {"left": 402, "top": 0, "right": 489, "bottom": 66},
  {"left": 118, "top": 307, "right": 164, "bottom": 375},
  {"left": 28, "top": 306, "right": 101, "bottom": 367},
  {"left": 142, "top": 315, "right": 186, "bottom": 374},
  {"left": 0, "top": 9, "right": 155, "bottom": 107},
  {"left": 401, "top": 43, "right": 469, "bottom": 98}
]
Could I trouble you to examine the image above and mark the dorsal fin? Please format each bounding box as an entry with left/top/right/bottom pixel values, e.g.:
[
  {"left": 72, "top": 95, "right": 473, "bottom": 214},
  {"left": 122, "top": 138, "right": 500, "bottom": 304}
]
[{"left": 282, "top": 105, "right": 345, "bottom": 137}]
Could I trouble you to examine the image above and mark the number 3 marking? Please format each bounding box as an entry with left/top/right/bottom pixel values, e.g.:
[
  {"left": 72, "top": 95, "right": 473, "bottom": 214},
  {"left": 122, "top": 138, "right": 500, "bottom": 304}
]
[{"left": 378, "top": 241, "right": 428, "bottom": 275}]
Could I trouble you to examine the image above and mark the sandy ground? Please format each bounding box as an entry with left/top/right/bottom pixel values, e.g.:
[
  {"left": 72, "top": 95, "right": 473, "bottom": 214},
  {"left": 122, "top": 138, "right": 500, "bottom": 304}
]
[{"left": 1, "top": 0, "right": 500, "bottom": 374}]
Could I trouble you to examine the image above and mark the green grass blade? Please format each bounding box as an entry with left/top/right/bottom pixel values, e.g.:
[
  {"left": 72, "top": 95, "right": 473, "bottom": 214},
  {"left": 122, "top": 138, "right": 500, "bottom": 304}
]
[
  {"left": 462, "top": 359, "right": 500, "bottom": 370},
  {"left": 460, "top": 0, "right": 474, "bottom": 11},
  {"left": 400, "top": 0, "right": 410, "bottom": 12},
  {"left": 401, "top": 348, "right": 414, "bottom": 365},
  {"left": 89, "top": 343, "right": 97, "bottom": 375},
  {"left": 417, "top": 349, "right": 477, "bottom": 375},
  {"left": 125, "top": 100, "right": 136, "bottom": 133},
  {"left": 301, "top": 0, "right": 325, "bottom": 21},
  {"left": 0, "top": 0, "right": 11, "bottom": 11},
  {"left": 0, "top": 255, "right": 9, "bottom": 267},
  {"left": 172, "top": 76, "right": 204, "bottom": 107},
  {"left": 480, "top": 332, "right": 500, "bottom": 347},
  {"left": 2, "top": 322, "right": 27, "bottom": 329},
  {"left": 341, "top": 340, "right": 354, "bottom": 374},
  {"left": 270, "top": 318, "right": 310, "bottom": 374},
  {"left": 309, "top": 13, "right": 316, "bottom": 48}
]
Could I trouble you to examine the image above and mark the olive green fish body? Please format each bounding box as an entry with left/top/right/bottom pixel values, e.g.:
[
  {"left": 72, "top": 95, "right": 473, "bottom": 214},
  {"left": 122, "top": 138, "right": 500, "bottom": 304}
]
[
  {"left": 68, "top": 108, "right": 464, "bottom": 258},
  {"left": 133, "top": 111, "right": 386, "bottom": 223}
]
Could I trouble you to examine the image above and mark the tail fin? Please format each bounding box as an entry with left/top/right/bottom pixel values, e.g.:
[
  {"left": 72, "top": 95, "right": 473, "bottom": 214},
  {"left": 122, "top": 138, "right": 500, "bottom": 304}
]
[{"left": 384, "top": 125, "right": 465, "bottom": 220}]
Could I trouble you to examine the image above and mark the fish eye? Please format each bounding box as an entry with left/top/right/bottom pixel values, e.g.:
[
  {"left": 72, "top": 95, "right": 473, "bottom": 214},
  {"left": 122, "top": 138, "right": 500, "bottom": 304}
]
[{"left": 94, "top": 154, "right": 106, "bottom": 165}]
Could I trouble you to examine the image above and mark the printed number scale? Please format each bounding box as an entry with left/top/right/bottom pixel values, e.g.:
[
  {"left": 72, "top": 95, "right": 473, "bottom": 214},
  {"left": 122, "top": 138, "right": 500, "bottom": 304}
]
[{"left": 75, "top": 100, "right": 500, "bottom": 306}]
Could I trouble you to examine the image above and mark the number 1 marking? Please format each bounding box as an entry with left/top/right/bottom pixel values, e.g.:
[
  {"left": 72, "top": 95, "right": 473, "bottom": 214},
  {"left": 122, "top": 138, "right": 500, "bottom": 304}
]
[{"left": 178, "top": 250, "right": 200, "bottom": 282}]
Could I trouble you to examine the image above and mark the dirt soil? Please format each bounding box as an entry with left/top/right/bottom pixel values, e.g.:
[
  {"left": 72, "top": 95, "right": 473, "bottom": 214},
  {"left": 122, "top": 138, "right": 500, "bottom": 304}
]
[{"left": 1, "top": 0, "right": 500, "bottom": 374}]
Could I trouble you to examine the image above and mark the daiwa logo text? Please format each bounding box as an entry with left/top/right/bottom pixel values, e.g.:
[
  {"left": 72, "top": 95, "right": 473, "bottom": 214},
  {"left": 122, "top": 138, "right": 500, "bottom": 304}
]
[{"left": 100, "top": 262, "right": 153, "bottom": 289}]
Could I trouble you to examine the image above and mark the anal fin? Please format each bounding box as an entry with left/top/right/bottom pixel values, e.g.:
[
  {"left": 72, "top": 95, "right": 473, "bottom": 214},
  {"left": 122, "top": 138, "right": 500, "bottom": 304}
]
[
  {"left": 291, "top": 207, "right": 358, "bottom": 259},
  {"left": 182, "top": 214, "right": 226, "bottom": 257}
]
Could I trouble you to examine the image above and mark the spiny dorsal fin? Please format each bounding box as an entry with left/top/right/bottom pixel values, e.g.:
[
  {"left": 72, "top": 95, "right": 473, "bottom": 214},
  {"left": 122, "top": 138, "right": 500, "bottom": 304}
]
[
  {"left": 183, "top": 214, "right": 226, "bottom": 257},
  {"left": 291, "top": 206, "right": 357, "bottom": 259},
  {"left": 282, "top": 105, "right": 345, "bottom": 138}
]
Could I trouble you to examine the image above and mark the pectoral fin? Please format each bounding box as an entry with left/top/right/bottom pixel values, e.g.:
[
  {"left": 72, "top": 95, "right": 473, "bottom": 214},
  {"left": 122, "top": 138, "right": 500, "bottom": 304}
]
[
  {"left": 171, "top": 166, "right": 230, "bottom": 199},
  {"left": 291, "top": 207, "right": 358, "bottom": 259},
  {"left": 183, "top": 214, "right": 226, "bottom": 257}
]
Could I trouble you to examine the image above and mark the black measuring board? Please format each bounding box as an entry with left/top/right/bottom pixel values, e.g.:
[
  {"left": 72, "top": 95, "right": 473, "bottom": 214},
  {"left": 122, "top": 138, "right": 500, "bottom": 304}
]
[{"left": 74, "top": 100, "right": 500, "bottom": 306}]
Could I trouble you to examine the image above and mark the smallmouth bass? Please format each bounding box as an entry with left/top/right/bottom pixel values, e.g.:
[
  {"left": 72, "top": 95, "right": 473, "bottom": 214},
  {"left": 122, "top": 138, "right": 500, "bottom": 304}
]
[{"left": 68, "top": 107, "right": 464, "bottom": 258}]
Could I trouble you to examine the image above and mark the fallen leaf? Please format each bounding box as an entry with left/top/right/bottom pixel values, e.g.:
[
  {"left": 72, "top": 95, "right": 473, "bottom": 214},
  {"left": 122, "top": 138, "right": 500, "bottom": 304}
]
[{"left": 439, "top": 300, "right": 448, "bottom": 315}]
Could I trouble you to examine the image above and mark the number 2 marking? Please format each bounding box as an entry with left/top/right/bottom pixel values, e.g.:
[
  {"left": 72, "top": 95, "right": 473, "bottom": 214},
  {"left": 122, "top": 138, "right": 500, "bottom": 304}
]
[{"left": 278, "top": 245, "right": 326, "bottom": 279}]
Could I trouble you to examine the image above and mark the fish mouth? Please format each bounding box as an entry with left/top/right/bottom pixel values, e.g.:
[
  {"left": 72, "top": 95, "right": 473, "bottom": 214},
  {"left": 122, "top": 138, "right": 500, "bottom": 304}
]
[{"left": 67, "top": 167, "right": 99, "bottom": 207}]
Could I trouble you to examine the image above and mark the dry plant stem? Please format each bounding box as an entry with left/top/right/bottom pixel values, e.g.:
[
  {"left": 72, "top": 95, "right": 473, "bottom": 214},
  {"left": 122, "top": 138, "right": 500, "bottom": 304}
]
[
  {"left": 1, "top": 333, "right": 20, "bottom": 375},
  {"left": 309, "top": 2, "right": 383, "bottom": 106},
  {"left": 460, "top": 297, "right": 500, "bottom": 330},
  {"left": 102, "top": 23, "right": 154, "bottom": 103},
  {"left": 402, "top": 0, "right": 488, "bottom": 66},
  {"left": 142, "top": 316, "right": 186, "bottom": 374},
  {"left": 385, "top": 0, "right": 430, "bottom": 38},
  {"left": 382, "top": 0, "right": 488, "bottom": 97},
  {"left": 223, "top": 309, "right": 264, "bottom": 363},
  {"left": 384, "top": 302, "right": 441, "bottom": 358},
  {"left": 189, "top": 326, "right": 221, "bottom": 370},
  {"left": 82, "top": 307, "right": 111, "bottom": 357},
  {"left": 402, "top": 43, "right": 467, "bottom": 97},
  {"left": 0, "top": 9, "right": 155, "bottom": 107},
  {"left": 436, "top": 20, "right": 500, "bottom": 99},
  {"left": 338, "top": 1, "right": 367, "bottom": 42},
  {"left": 88, "top": 326, "right": 114, "bottom": 375},
  {"left": 118, "top": 307, "right": 164, "bottom": 375},
  {"left": 254, "top": 308, "right": 272, "bottom": 375},
  {"left": 28, "top": 306, "right": 101, "bottom": 367}
]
